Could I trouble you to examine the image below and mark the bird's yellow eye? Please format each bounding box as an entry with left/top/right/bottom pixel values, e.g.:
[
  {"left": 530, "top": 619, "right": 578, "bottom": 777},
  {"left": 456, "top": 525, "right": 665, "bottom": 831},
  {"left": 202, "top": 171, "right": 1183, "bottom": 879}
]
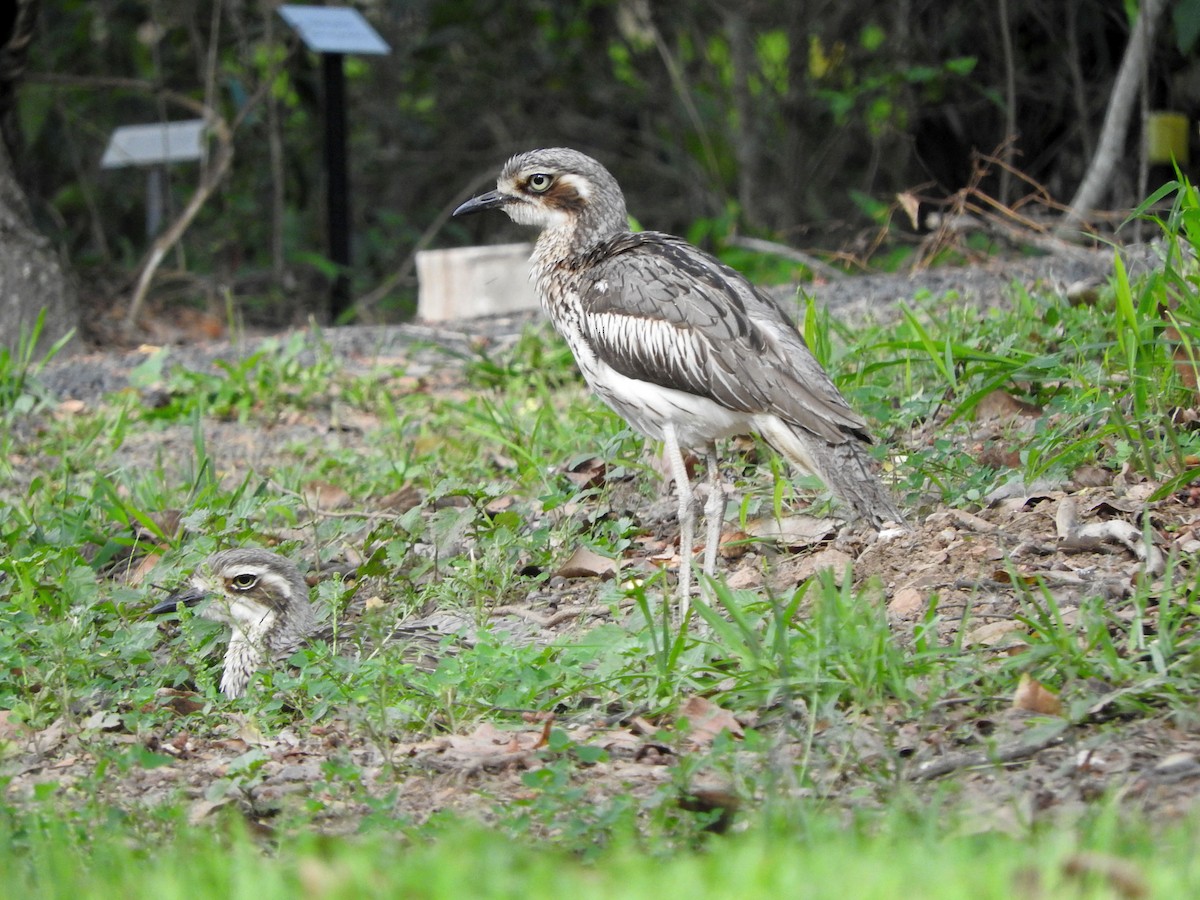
[
  {"left": 231, "top": 573, "right": 258, "bottom": 590},
  {"left": 527, "top": 173, "right": 553, "bottom": 193}
]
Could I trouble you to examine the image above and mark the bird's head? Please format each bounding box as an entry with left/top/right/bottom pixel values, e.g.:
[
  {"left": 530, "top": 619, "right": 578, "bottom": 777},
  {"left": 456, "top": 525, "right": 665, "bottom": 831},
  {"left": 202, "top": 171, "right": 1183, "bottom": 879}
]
[
  {"left": 453, "top": 147, "right": 628, "bottom": 240},
  {"left": 151, "top": 548, "right": 312, "bottom": 637}
]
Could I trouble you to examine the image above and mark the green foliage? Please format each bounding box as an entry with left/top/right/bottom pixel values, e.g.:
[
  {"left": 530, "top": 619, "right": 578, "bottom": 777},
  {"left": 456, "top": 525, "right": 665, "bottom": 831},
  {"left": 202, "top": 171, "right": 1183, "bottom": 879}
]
[
  {"left": 0, "top": 311, "right": 74, "bottom": 424},
  {"left": 22, "top": 1, "right": 1137, "bottom": 323}
]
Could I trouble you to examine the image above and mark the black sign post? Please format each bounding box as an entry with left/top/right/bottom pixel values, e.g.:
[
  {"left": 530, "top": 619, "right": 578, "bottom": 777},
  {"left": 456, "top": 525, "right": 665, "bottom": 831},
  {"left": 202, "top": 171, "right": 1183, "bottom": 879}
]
[{"left": 278, "top": 6, "right": 389, "bottom": 321}]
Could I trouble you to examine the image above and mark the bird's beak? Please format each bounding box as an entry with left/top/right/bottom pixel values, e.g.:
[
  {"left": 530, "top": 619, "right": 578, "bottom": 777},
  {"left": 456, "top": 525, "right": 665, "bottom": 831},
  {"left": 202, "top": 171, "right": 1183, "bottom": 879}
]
[
  {"left": 148, "top": 586, "right": 209, "bottom": 616},
  {"left": 453, "top": 190, "right": 506, "bottom": 217}
]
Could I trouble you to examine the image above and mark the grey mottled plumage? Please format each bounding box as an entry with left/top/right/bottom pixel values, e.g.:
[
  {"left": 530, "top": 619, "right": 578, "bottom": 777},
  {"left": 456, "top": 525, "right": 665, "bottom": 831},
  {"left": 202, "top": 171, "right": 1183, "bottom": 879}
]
[
  {"left": 454, "top": 148, "right": 904, "bottom": 612},
  {"left": 151, "top": 549, "right": 468, "bottom": 699}
]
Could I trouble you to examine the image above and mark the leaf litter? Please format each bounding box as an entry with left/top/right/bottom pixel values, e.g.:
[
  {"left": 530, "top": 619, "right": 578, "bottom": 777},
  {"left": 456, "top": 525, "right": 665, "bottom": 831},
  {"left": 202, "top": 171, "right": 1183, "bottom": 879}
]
[{"left": 6, "top": 298, "right": 1200, "bottom": 838}]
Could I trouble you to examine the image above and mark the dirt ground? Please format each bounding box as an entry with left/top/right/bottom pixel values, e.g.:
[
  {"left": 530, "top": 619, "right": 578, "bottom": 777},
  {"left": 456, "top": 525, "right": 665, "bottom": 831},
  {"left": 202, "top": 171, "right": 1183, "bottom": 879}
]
[{"left": 6, "top": 248, "right": 1200, "bottom": 836}]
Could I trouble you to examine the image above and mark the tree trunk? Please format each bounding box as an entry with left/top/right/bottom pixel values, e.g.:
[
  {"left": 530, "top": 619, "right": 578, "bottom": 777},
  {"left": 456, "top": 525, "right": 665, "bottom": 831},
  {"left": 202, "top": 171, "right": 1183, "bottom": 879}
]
[
  {"left": 0, "top": 140, "right": 78, "bottom": 357},
  {"left": 0, "top": 0, "right": 78, "bottom": 357},
  {"left": 1059, "top": 0, "right": 1167, "bottom": 233}
]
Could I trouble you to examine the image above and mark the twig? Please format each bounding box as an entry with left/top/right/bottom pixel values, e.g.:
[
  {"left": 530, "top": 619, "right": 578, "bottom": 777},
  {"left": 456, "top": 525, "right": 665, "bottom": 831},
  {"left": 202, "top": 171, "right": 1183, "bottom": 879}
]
[
  {"left": 490, "top": 604, "right": 611, "bottom": 628},
  {"left": 910, "top": 721, "right": 1070, "bottom": 781},
  {"left": 724, "top": 235, "right": 843, "bottom": 281},
  {"left": 31, "top": 60, "right": 283, "bottom": 332},
  {"left": 351, "top": 169, "right": 497, "bottom": 317}
]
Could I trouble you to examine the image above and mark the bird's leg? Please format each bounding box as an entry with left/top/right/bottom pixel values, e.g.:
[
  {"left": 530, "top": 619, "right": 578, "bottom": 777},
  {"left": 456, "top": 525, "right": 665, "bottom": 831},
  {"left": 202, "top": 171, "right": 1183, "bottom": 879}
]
[
  {"left": 661, "top": 423, "right": 694, "bottom": 621},
  {"left": 702, "top": 445, "right": 723, "bottom": 579}
]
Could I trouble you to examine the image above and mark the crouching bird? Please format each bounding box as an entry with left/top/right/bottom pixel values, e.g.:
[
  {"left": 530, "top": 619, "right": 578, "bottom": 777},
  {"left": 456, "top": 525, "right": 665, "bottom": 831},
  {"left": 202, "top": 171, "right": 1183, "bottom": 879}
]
[
  {"left": 454, "top": 148, "right": 905, "bottom": 616},
  {"left": 150, "top": 548, "right": 466, "bottom": 699}
]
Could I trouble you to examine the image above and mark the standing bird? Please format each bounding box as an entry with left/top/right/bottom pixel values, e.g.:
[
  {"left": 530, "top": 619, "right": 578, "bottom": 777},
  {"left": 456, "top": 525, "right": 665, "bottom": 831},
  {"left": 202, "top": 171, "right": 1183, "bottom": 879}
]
[
  {"left": 454, "top": 148, "right": 904, "bottom": 614},
  {"left": 150, "top": 548, "right": 469, "bottom": 699}
]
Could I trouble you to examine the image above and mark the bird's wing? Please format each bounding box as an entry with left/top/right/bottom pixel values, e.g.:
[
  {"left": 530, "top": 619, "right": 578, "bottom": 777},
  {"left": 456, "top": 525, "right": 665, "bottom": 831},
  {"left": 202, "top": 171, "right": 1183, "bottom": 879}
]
[{"left": 576, "top": 233, "right": 868, "bottom": 443}]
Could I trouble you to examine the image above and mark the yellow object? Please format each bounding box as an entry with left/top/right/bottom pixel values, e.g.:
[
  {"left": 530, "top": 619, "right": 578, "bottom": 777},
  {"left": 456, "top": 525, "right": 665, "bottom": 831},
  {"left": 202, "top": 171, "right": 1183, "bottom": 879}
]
[{"left": 1147, "top": 111, "right": 1190, "bottom": 164}]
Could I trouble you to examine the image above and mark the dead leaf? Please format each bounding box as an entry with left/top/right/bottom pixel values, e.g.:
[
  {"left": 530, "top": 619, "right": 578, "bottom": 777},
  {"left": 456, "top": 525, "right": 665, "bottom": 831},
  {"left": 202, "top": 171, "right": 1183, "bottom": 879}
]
[
  {"left": 125, "top": 552, "right": 162, "bottom": 587},
  {"left": 81, "top": 710, "right": 123, "bottom": 732},
  {"left": 897, "top": 191, "right": 921, "bottom": 229},
  {"left": 975, "top": 389, "right": 1042, "bottom": 423},
  {"left": 378, "top": 485, "right": 422, "bottom": 513},
  {"left": 1072, "top": 465, "right": 1112, "bottom": 488},
  {"left": 564, "top": 456, "right": 608, "bottom": 489},
  {"left": 485, "top": 495, "right": 516, "bottom": 514},
  {"left": 717, "top": 529, "right": 751, "bottom": 560},
  {"left": 965, "top": 620, "right": 1027, "bottom": 648},
  {"left": 555, "top": 546, "right": 617, "bottom": 580},
  {"left": 677, "top": 696, "right": 743, "bottom": 745},
  {"left": 153, "top": 688, "right": 207, "bottom": 716},
  {"left": 304, "top": 481, "right": 351, "bottom": 510},
  {"left": 744, "top": 515, "right": 837, "bottom": 548},
  {"left": 1011, "top": 674, "right": 1063, "bottom": 716}
]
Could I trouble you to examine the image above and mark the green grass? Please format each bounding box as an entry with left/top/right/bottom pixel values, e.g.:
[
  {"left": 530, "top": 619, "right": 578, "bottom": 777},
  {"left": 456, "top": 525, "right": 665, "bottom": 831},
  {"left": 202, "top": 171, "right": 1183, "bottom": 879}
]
[
  {"left": 5, "top": 179, "right": 1200, "bottom": 892},
  {"left": 3, "top": 802, "right": 1197, "bottom": 898}
]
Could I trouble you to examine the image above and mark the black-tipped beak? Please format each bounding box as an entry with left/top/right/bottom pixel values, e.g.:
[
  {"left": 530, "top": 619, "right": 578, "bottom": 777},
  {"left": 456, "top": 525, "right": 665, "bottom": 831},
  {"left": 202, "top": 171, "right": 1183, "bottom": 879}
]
[
  {"left": 453, "top": 190, "right": 506, "bottom": 217},
  {"left": 149, "top": 586, "right": 209, "bottom": 616}
]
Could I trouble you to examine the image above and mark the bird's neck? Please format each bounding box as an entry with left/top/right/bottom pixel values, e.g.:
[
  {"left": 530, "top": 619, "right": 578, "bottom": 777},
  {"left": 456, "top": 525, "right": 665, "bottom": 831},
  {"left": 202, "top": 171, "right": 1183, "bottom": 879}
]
[
  {"left": 221, "top": 631, "right": 263, "bottom": 698},
  {"left": 219, "top": 608, "right": 313, "bottom": 698}
]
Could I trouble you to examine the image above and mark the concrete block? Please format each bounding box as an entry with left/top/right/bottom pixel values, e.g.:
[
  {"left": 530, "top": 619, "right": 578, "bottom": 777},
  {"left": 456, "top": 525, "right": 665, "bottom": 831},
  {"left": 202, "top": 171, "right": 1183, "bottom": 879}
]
[{"left": 416, "top": 243, "right": 540, "bottom": 321}]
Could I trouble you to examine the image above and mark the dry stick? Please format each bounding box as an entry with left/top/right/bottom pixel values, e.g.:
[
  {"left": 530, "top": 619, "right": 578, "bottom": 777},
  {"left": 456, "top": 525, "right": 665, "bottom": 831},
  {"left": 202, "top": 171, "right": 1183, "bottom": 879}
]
[
  {"left": 125, "top": 114, "right": 233, "bottom": 330},
  {"left": 1059, "top": 0, "right": 1167, "bottom": 234},
  {"left": 724, "top": 235, "right": 843, "bottom": 282},
  {"left": 915, "top": 148, "right": 1092, "bottom": 266},
  {"left": 263, "top": 7, "right": 286, "bottom": 284},
  {"left": 124, "top": 72, "right": 279, "bottom": 329},
  {"left": 909, "top": 721, "right": 1070, "bottom": 781},
  {"left": 351, "top": 169, "right": 497, "bottom": 317},
  {"left": 996, "top": 0, "right": 1017, "bottom": 207},
  {"left": 33, "top": 72, "right": 279, "bottom": 330}
]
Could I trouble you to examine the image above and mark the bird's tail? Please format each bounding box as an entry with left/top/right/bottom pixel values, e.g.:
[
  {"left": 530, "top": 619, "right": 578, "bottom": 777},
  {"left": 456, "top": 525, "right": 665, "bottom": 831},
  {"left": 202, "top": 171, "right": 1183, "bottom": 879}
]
[{"left": 755, "top": 416, "right": 906, "bottom": 529}]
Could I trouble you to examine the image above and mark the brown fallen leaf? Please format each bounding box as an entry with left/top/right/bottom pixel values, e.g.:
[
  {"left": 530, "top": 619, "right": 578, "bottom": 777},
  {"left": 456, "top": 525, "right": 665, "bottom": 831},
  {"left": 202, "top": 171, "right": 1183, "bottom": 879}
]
[
  {"left": 152, "top": 687, "right": 207, "bottom": 716},
  {"left": 564, "top": 456, "right": 608, "bottom": 489},
  {"left": 378, "top": 485, "right": 422, "bottom": 513},
  {"left": 678, "top": 695, "right": 743, "bottom": 745},
  {"left": 1071, "top": 465, "right": 1112, "bottom": 488},
  {"left": 124, "top": 552, "right": 162, "bottom": 587},
  {"left": 484, "top": 494, "right": 516, "bottom": 514},
  {"left": 555, "top": 545, "right": 617, "bottom": 580},
  {"left": 1011, "top": 674, "right": 1063, "bottom": 716},
  {"left": 897, "top": 191, "right": 921, "bottom": 229},
  {"left": 975, "top": 389, "right": 1042, "bottom": 423},
  {"left": 304, "top": 481, "right": 351, "bottom": 510},
  {"left": 965, "top": 620, "right": 1027, "bottom": 648},
  {"left": 744, "top": 515, "right": 837, "bottom": 548}
]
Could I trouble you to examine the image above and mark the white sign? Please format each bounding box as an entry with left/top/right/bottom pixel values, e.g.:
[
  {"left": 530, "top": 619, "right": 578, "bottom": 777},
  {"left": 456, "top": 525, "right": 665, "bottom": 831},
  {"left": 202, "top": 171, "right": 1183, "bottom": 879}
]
[
  {"left": 278, "top": 6, "right": 389, "bottom": 55},
  {"left": 100, "top": 120, "right": 206, "bottom": 169}
]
